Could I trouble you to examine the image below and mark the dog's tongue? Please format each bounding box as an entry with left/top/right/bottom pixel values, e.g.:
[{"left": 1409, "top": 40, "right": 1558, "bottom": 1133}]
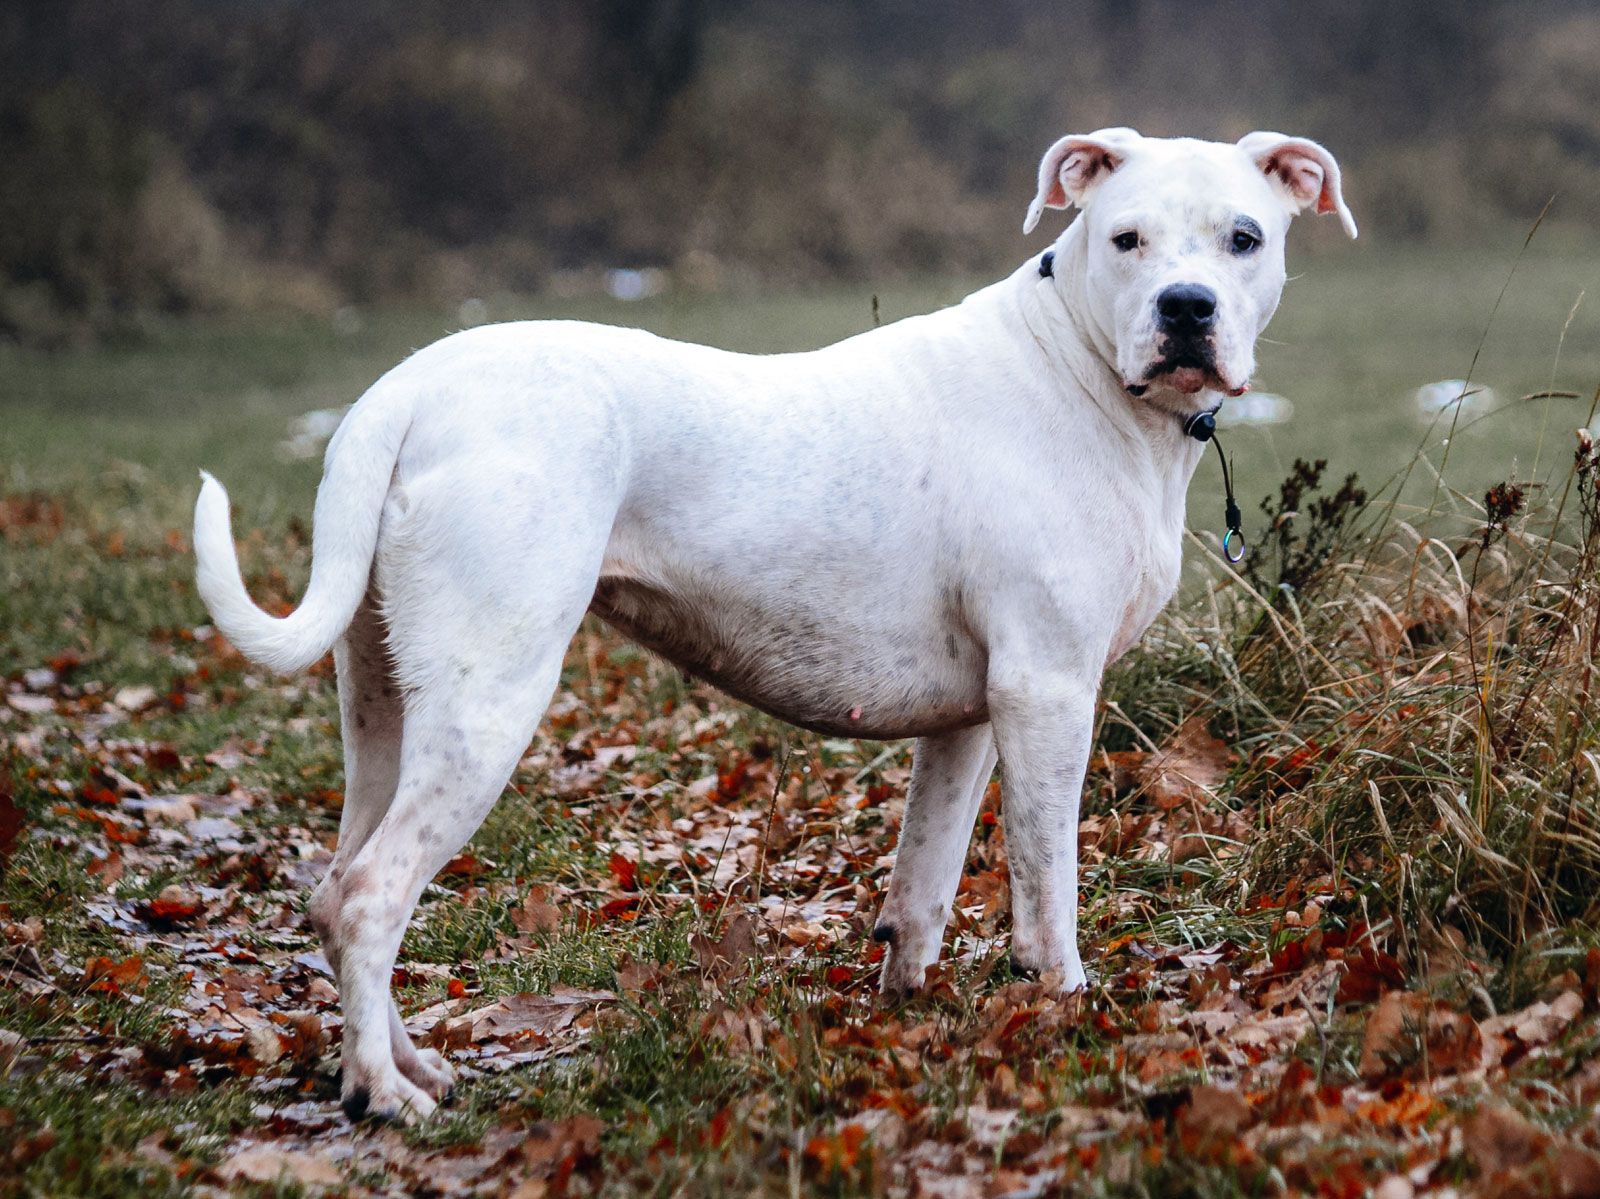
[{"left": 1169, "top": 366, "right": 1207, "bottom": 395}]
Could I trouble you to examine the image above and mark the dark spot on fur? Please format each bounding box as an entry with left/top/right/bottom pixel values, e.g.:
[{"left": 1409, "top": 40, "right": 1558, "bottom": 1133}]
[
  {"left": 341, "top": 864, "right": 373, "bottom": 901},
  {"left": 342, "top": 1087, "right": 371, "bottom": 1121},
  {"left": 872, "top": 923, "right": 898, "bottom": 944},
  {"left": 355, "top": 713, "right": 367, "bottom": 730},
  {"left": 945, "top": 633, "right": 959, "bottom": 659}
]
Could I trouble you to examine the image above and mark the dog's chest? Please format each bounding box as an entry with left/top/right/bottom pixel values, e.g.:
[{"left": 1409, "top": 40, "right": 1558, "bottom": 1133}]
[{"left": 1105, "top": 511, "right": 1184, "bottom": 665}]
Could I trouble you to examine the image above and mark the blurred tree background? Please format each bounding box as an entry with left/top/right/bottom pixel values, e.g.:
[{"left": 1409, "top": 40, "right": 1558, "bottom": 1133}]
[{"left": 3, "top": 0, "right": 1598, "bottom": 345}]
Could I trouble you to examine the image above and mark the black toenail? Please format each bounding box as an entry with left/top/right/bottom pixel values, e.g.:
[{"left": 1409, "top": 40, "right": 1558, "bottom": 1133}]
[
  {"left": 872, "top": 923, "right": 897, "bottom": 944},
  {"left": 341, "top": 1086, "right": 371, "bottom": 1121}
]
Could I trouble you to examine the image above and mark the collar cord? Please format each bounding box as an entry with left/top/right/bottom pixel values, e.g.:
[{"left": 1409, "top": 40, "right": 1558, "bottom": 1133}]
[{"left": 1183, "top": 407, "right": 1246, "bottom": 562}]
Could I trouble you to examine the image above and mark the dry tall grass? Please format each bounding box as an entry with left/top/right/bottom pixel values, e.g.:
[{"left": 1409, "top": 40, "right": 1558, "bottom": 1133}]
[{"left": 1118, "top": 393, "right": 1600, "bottom": 992}]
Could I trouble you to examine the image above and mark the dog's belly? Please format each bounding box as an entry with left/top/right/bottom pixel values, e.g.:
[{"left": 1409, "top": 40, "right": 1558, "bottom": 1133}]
[{"left": 589, "top": 578, "right": 988, "bottom": 739}]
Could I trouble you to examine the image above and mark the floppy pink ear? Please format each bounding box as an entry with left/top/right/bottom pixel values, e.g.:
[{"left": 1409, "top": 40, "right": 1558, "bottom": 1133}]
[
  {"left": 1236, "top": 131, "right": 1358, "bottom": 238},
  {"left": 1023, "top": 127, "right": 1141, "bottom": 235}
]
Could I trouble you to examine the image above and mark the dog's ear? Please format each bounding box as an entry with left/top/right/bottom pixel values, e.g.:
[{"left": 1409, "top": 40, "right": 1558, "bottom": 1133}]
[
  {"left": 1236, "top": 132, "right": 1358, "bottom": 239},
  {"left": 1023, "top": 128, "right": 1141, "bottom": 235}
]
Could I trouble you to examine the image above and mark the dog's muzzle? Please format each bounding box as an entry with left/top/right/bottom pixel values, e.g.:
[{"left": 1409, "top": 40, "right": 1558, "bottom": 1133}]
[{"left": 1143, "top": 283, "right": 1221, "bottom": 396}]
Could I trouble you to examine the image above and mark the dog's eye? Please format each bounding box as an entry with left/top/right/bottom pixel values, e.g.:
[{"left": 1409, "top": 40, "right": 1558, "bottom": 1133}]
[
  {"left": 1111, "top": 231, "right": 1140, "bottom": 253},
  {"left": 1231, "top": 229, "right": 1261, "bottom": 255}
]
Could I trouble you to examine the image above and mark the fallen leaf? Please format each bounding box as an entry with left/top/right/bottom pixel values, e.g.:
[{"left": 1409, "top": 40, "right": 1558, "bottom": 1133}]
[
  {"left": 510, "top": 888, "right": 561, "bottom": 935},
  {"left": 86, "top": 852, "right": 124, "bottom": 886},
  {"left": 465, "top": 988, "right": 616, "bottom": 1043},
  {"left": 135, "top": 885, "right": 205, "bottom": 928},
  {"left": 1464, "top": 1104, "right": 1549, "bottom": 1173},
  {"left": 515, "top": 1114, "right": 605, "bottom": 1173},
  {"left": 1136, "top": 715, "right": 1234, "bottom": 810},
  {"left": 805, "top": 1122, "right": 869, "bottom": 1177},
  {"left": 1178, "top": 1084, "right": 1254, "bottom": 1146},
  {"left": 217, "top": 1144, "right": 341, "bottom": 1188},
  {"left": 244, "top": 1022, "right": 283, "bottom": 1065},
  {"left": 1484, "top": 990, "right": 1584, "bottom": 1048},
  {"left": 692, "top": 912, "right": 759, "bottom": 978},
  {"left": 615, "top": 957, "right": 667, "bottom": 994},
  {"left": 440, "top": 852, "right": 492, "bottom": 881},
  {"left": 204, "top": 738, "right": 257, "bottom": 770},
  {"left": 1359, "top": 991, "right": 1481, "bottom": 1079},
  {"left": 82, "top": 955, "right": 147, "bottom": 994},
  {"left": 0, "top": 1028, "right": 25, "bottom": 1070},
  {"left": 1335, "top": 944, "right": 1407, "bottom": 1004},
  {"left": 608, "top": 851, "right": 639, "bottom": 891}
]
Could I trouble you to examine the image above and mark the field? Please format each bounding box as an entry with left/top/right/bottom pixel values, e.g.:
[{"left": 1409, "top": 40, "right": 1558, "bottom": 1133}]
[{"left": 3, "top": 239, "right": 1600, "bottom": 1197}]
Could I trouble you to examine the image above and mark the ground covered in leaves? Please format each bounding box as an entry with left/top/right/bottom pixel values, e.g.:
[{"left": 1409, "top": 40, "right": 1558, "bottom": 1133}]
[{"left": 5, "top": 324, "right": 1600, "bottom": 1197}]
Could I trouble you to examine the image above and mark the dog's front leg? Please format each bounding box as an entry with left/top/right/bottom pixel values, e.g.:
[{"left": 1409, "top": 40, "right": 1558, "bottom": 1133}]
[
  {"left": 988, "top": 669, "right": 1097, "bottom": 991},
  {"left": 875, "top": 724, "right": 997, "bottom": 994}
]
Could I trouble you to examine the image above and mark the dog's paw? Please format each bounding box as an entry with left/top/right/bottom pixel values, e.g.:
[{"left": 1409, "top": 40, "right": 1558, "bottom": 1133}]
[
  {"left": 1006, "top": 927, "right": 1088, "bottom": 992},
  {"left": 1006, "top": 948, "right": 1088, "bottom": 993},
  {"left": 401, "top": 1047, "right": 455, "bottom": 1101},
  {"left": 341, "top": 1072, "right": 438, "bottom": 1124},
  {"left": 877, "top": 932, "right": 940, "bottom": 997},
  {"left": 878, "top": 955, "right": 928, "bottom": 998}
]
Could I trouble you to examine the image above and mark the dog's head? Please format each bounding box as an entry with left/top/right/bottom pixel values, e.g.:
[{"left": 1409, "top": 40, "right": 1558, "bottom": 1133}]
[{"left": 1025, "top": 129, "right": 1356, "bottom": 409}]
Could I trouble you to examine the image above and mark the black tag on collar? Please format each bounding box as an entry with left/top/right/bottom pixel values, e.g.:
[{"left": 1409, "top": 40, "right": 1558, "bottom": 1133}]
[{"left": 1182, "top": 408, "right": 1217, "bottom": 442}]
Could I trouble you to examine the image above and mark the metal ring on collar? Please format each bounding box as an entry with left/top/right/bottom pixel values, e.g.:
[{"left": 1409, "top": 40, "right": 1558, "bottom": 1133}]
[{"left": 1223, "top": 527, "right": 1246, "bottom": 564}]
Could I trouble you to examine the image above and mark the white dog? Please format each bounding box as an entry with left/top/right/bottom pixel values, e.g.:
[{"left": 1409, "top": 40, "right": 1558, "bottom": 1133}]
[{"left": 193, "top": 128, "right": 1355, "bottom": 1121}]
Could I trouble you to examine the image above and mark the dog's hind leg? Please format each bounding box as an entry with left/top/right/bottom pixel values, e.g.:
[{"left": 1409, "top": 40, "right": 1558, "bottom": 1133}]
[
  {"left": 307, "top": 593, "right": 400, "bottom": 990},
  {"left": 329, "top": 632, "right": 575, "bottom": 1122},
  {"left": 875, "top": 724, "right": 997, "bottom": 994},
  {"left": 306, "top": 593, "right": 453, "bottom": 1098}
]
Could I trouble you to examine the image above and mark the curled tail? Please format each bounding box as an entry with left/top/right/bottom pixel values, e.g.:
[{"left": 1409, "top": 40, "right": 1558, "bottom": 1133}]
[{"left": 193, "top": 391, "right": 411, "bottom": 674}]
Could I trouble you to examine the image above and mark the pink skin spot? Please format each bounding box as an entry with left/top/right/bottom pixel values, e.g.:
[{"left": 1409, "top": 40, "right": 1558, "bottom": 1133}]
[
  {"left": 1170, "top": 366, "right": 1207, "bottom": 395},
  {"left": 849, "top": 706, "right": 863, "bottom": 722},
  {"left": 1227, "top": 383, "right": 1250, "bottom": 397}
]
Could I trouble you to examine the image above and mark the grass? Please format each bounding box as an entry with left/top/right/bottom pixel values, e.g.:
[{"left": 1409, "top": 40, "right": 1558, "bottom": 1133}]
[{"left": 3, "top": 242, "right": 1600, "bottom": 1194}]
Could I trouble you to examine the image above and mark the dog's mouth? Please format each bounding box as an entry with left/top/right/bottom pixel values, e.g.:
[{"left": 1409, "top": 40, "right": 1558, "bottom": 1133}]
[{"left": 1126, "top": 341, "right": 1240, "bottom": 398}]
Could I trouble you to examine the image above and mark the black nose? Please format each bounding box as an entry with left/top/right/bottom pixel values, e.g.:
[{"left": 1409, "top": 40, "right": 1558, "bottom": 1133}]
[{"left": 1156, "top": 283, "right": 1218, "bottom": 335}]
